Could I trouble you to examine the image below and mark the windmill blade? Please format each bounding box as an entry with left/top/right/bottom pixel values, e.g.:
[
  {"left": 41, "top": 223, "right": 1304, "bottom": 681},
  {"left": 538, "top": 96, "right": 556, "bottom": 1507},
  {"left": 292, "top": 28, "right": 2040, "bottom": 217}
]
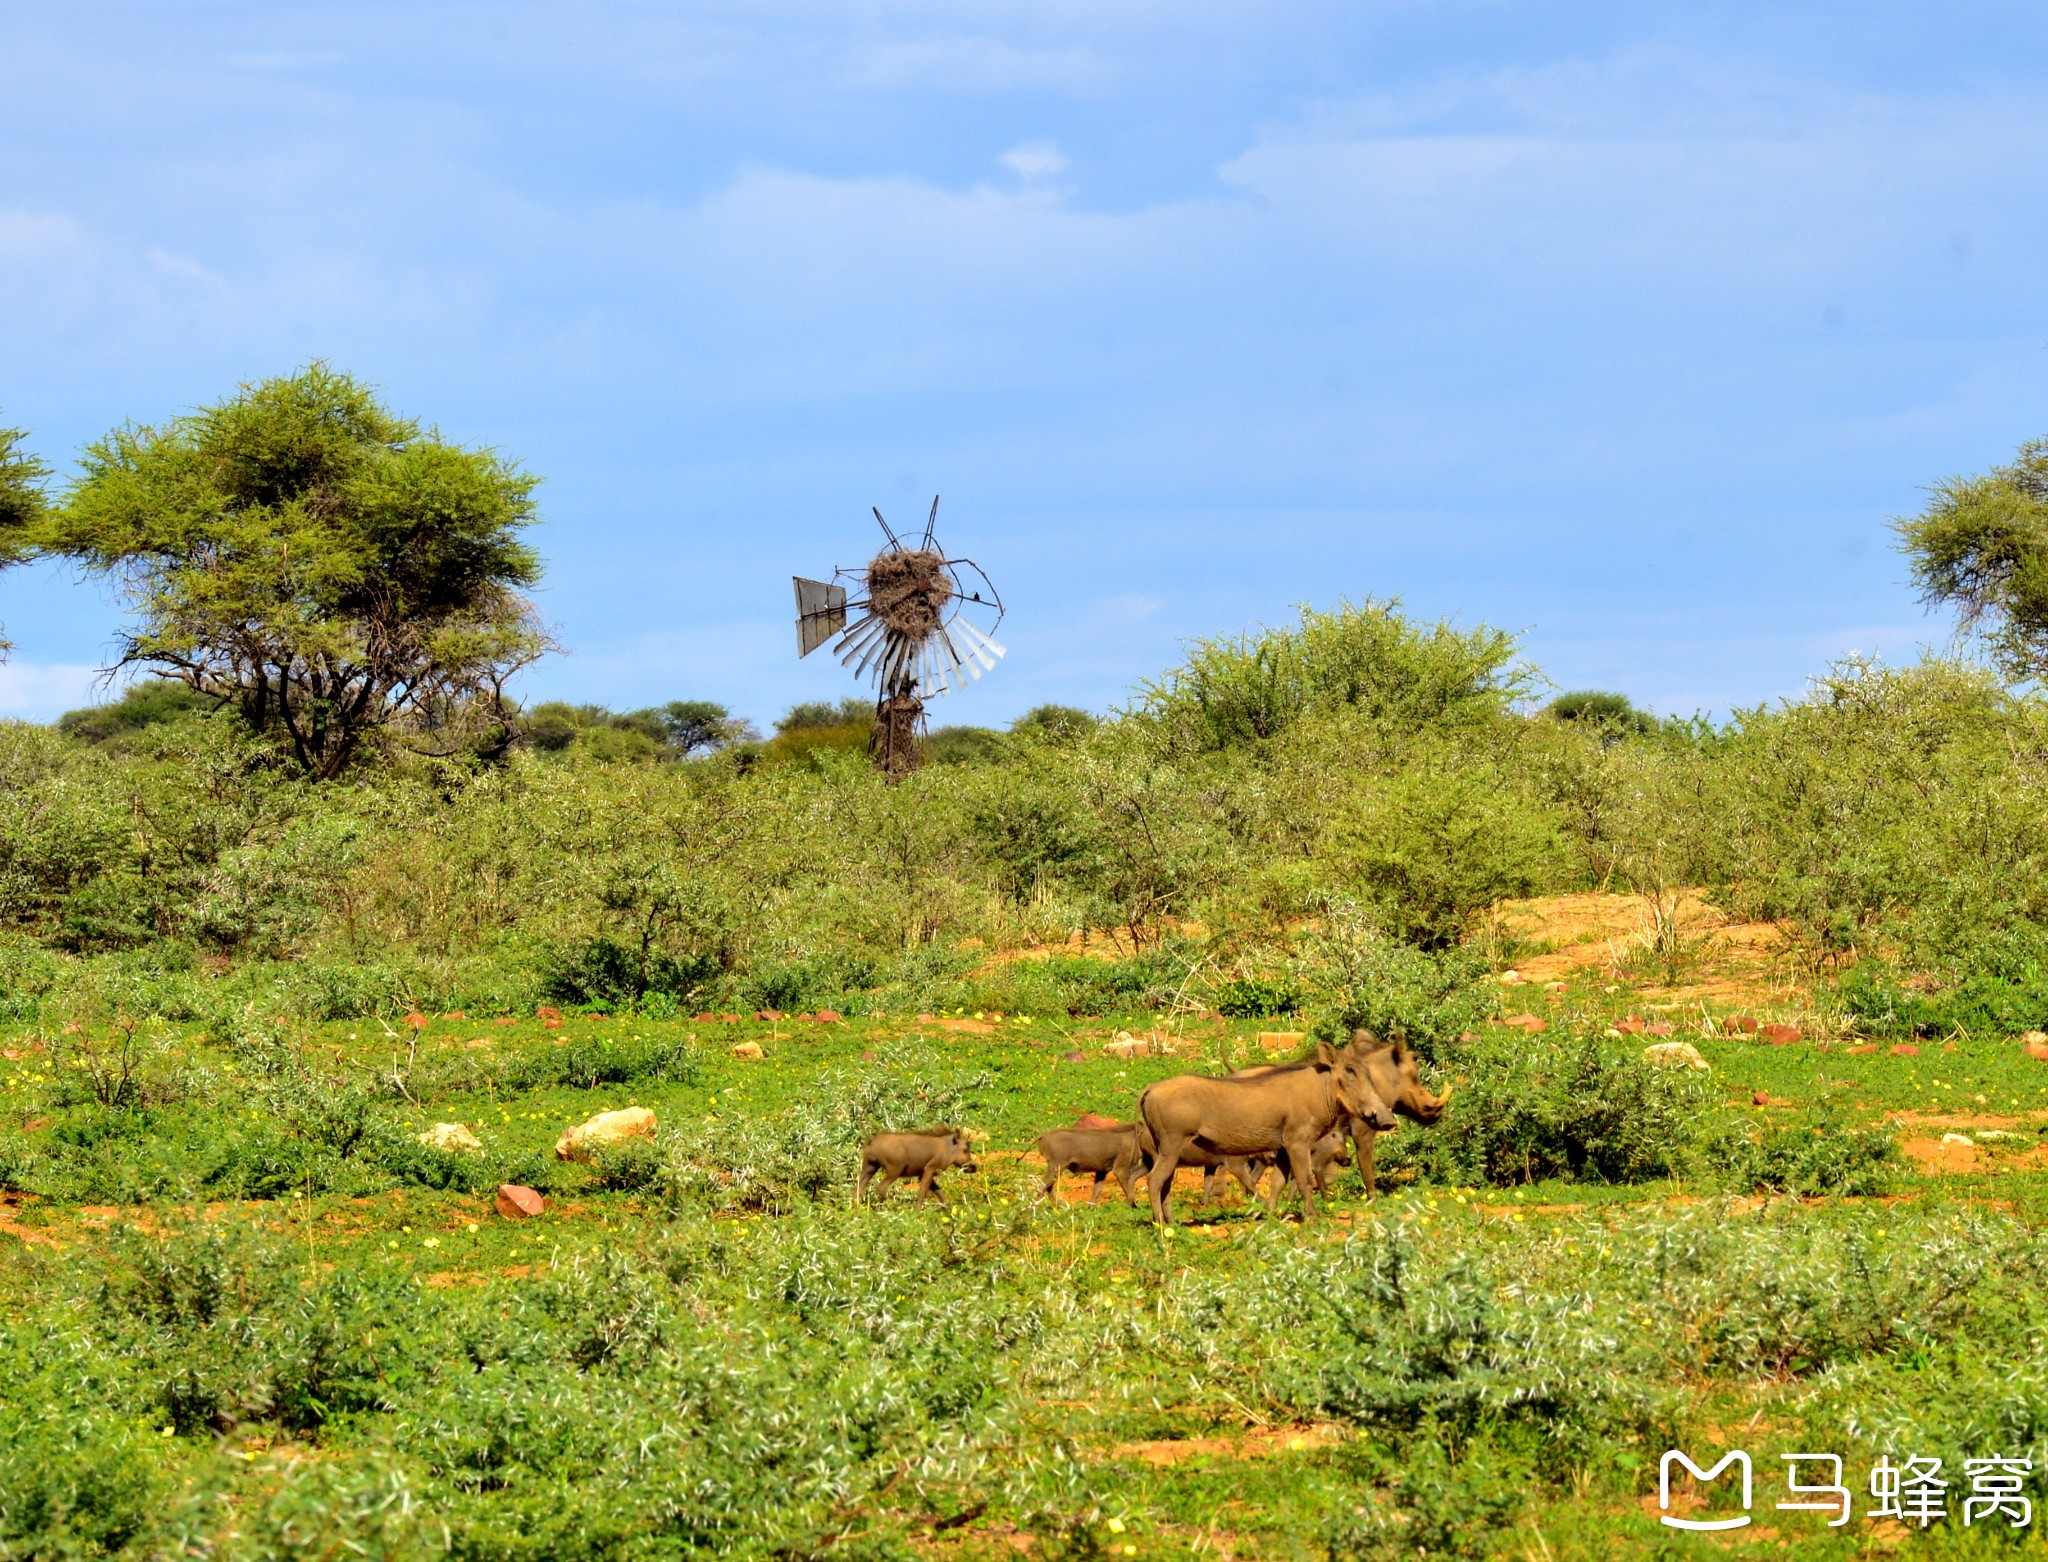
[
  {"left": 872, "top": 506, "right": 901, "bottom": 547},
  {"left": 845, "top": 622, "right": 891, "bottom": 683},
  {"left": 938, "top": 625, "right": 978, "bottom": 685},
  {"left": 835, "top": 614, "right": 886, "bottom": 670},
  {"left": 882, "top": 633, "right": 913, "bottom": 692},
  {"left": 953, "top": 617, "right": 1004, "bottom": 669},
  {"left": 860, "top": 628, "right": 902, "bottom": 686},
  {"left": 921, "top": 495, "right": 939, "bottom": 549}
]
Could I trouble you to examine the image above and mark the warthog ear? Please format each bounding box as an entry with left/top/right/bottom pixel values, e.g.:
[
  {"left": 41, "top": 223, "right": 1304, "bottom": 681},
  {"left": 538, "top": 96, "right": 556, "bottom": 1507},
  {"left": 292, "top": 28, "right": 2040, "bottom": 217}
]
[{"left": 1316, "top": 1039, "right": 1339, "bottom": 1065}]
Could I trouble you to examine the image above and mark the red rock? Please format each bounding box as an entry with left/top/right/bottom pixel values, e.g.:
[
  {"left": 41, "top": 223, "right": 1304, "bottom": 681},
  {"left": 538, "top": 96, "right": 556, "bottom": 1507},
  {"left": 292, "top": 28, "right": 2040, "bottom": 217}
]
[
  {"left": 1752, "top": 1091, "right": 1769, "bottom": 1106},
  {"left": 443, "top": 1010, "right": 466, "bottom": 1020},
  {"left": 1889, "top": 1043, "right": 1920, "bottom": 1057},
  {"left": 815, "top": 1009, "right": 843, "bottom": 1023},
  {"left": 1458, "top": 1031, "right": 1479, "bottom": 1044},
  {"left": 1644, "top": 1023, "right": 1675, "bottom": 1037},
  {"left": 916, "top": 1013, "right": 937, "bottom": 1023},
  {"left": 492, "top": 1017, "right": 516, "bottom": 1026},
  {"left": 1062, "top": 1051, "right": 1086, "bottom": 1063},
  {"left": 542, "top": 1018, "right": 563, "bottom": 1030},
  {"left": 1731, "top": 1016, "right": 1760, "bottom": 1034},
  {"left": 754, "top": 1009, "right": 784, "bottom": 1022},
  {"left": 860, "top": 1049, "right": 878, "bottom": 1061},
  {"left": 795, "top": 1012, "right": 816, "bottom": 1022},
  {"left": 495, "top": 1184, "right": 546, "bottom": 1219},
  {"left": 719, "top": 1013, "right": 740, "bottom": 1023},
  {"left": 1762, "top": 1024, "right": 1802, "bottom": 1046},
  {"left": 695, "top": 1013, "right": 715, "bottom": 1023},
  {"left": 536, "top": 1006, "right": 562, "bottom": 1021},
  {"left": 1845, "top": 1043, "right": 1878, "bottom": 1055},
  {"left": 404, "top": 1011, "right": 429, "bottom": 1029},
  {"left": 1615, "top": 1016, "right": 1645, "bottom": 1035},
  {"left": 1074, "top": 1112, "right": 1122, "bottom": 1130},
  {"left": 1499, "top": 1013, "right": 1547, "bottom": 1033},
  {"left": 2026, "top": 1041, "right": 2048, "bottom": 1062}
]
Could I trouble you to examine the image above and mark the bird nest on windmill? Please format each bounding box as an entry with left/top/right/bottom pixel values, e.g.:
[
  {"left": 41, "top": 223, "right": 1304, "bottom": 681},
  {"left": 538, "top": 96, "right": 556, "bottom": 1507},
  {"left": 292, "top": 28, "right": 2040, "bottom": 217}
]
[{"left": 792, "top": 498, "right": 1005, "bottom": 779}]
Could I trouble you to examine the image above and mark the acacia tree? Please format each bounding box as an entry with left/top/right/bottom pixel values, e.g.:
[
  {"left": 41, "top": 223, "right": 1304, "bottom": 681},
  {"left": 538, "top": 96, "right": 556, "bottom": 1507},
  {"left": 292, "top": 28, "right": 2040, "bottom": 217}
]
[
  {"left": 0, "top": 419, "right": 51, "bottom": 654},
  {"left": 35, "top": 366, "right": 548, "bottom": 777},
  {"left": 1898, "top": 434, "right": 2048, "bottom": 682}
]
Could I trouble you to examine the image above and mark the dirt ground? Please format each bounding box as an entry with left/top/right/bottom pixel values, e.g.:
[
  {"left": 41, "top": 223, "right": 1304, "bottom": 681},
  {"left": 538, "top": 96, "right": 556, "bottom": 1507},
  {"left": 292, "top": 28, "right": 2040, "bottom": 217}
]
[{"left": 1489, "top": 890, "right": 1808, "bottom": 1007}]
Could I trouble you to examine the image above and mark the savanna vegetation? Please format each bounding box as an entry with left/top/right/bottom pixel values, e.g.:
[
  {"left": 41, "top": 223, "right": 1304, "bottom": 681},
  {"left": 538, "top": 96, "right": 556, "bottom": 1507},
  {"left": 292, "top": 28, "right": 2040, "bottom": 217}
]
[{"left": 4, "top": 372, "right": 2048, "bottom": 1558}]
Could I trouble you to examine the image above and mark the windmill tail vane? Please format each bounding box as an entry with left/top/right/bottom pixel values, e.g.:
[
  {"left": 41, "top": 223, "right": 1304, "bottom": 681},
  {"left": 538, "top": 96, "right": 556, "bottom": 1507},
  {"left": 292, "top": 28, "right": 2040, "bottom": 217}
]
[{"left": 791, "top": 496, "right": 1005, "bottom": 778}]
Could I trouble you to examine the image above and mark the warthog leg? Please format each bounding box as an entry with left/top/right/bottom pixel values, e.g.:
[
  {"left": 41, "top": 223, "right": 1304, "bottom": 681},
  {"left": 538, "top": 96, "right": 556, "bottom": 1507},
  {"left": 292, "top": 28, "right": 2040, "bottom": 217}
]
[
  {"left": 1149, "top": 1133, "right": 1191, "bottom": 1224},
  {"left": 1116, "top": 1155, "right": 1142, "bottom": 1207},
  {"left": 1283, "top": 1131, "right": 1322, "bottom": 1218}
]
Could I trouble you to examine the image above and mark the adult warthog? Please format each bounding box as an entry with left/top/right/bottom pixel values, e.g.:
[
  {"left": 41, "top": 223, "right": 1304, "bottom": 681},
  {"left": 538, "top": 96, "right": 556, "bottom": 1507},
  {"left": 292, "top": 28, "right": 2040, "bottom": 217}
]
[
  {"left": 1138, "top": 1039, "right": 1402, "bottom": 1223},
  {"left": 1233, "top": 1032, "right": 1449, "bottom": 1198},
  {"left": 1338, "top": 1031, "right": 1450, "bottom": 1196}
]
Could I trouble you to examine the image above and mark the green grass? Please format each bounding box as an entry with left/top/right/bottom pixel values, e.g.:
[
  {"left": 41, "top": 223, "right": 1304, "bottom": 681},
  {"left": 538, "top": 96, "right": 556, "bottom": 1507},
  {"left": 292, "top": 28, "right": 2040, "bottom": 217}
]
[{"left": 5, "top": 1003, "right": 2048, "bottom": 1559}]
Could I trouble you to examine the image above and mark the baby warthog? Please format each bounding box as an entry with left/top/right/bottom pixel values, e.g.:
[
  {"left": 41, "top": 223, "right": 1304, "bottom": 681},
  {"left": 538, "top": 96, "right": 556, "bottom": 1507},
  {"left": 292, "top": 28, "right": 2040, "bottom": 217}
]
[
  {"left": 1037, "top": 1122, "right": 1146, "bottom": 1206},
  {"left": 857, "top": 1127, "right": 979, "bottom": 1206}
]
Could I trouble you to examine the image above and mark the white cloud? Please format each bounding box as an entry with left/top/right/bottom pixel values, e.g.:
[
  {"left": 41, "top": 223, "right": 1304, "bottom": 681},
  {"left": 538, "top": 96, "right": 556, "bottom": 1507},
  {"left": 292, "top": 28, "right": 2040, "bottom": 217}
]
[
  {"left": 221, "top": 52, "right": 344, "bottom": 71},
  {"left": 1000, "top": 140, "right": 1070, "bottom": 179},
  {"left": 842, "top": 37, "right": 1105, "bottom": 92},
  {"left": 0, "top": 662, "right": 108, "bottom": 720}
]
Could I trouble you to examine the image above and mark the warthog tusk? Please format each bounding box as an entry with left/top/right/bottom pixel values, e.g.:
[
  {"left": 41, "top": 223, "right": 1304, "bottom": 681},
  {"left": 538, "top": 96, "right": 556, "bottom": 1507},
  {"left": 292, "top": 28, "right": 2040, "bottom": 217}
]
[{"left": 1434, "top": 1085, "right": 1454, "bottom": 1107}]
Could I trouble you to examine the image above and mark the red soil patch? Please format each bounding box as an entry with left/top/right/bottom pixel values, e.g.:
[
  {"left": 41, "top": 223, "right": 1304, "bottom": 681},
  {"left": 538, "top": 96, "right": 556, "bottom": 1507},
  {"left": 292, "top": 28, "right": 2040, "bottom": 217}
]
[
  {"left": 0, "top": 1196, "right": 59, "bottom": 1248},
  {"left": 1112, "top": 1424, "right": 1341, "bottom": 1466},
  {"left": 1902, "top": 1137, "right": 1981, "bottom": 1174}
]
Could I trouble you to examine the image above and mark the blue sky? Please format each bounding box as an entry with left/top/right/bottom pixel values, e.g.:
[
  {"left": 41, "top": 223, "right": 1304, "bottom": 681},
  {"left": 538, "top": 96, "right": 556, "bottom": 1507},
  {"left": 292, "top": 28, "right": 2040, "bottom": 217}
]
[{"left": 4, "top": 2, "right": 2047, "bottom": 728}]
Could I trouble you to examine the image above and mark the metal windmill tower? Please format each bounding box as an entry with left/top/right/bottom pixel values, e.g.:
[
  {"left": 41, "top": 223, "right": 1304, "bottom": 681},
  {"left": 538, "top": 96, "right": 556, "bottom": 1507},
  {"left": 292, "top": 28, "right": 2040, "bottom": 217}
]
[{"left": 792, "top": 498, "right": 1006, "bottom": 778}]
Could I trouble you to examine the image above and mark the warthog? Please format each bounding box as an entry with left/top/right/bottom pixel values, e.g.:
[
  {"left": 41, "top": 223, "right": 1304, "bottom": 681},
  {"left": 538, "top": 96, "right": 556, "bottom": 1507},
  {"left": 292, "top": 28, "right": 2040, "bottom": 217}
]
[
  {"left": 1221, "top": 1060, "right": 1395, "bottom": 1211},
  {"left": 857, "top": 1128, "right": 979, "bottom": 1206},
  {"left": 1140, "top": 1040, "right": 1402, "bottom": 1223},
  {"left": 1331, "top": 1032, "right": 1450, "bottom": 1196},
  {"left": 1037, "top": 1123, "right": 1147, "bottom": 1206}
]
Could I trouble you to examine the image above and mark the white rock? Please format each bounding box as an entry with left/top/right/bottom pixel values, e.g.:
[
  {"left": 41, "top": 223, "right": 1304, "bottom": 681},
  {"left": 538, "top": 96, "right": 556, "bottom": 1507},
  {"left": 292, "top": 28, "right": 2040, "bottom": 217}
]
[
  {"left": 1641, "top": 1041, "right": 1710, "bottom": 1072},
  {"left": 554, "top": 1106, "right": 658, "bottom": 1162},
  {"left": 418, "top": 1122, "right": 482, "bottom": 1154},
  {"left": 1940, "top": 1132, "right": 1975, "bottom": 1147}
]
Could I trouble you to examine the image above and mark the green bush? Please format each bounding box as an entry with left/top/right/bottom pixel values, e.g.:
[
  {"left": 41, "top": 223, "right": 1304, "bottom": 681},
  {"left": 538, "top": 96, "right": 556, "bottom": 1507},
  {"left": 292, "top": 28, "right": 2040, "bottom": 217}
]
[
  {"left": 1389, "top": 1031, "right": 1708, "bottom": 1186},
  {"left": 489, "top": 1033, "right": 700, "bottom": 1094},
  {"left": 1138, "top": 598, "right": 1532, "bottom": 753},
  {"left": 660, "top": 1043, "right": 990, "bottom": 1213},
  {"left": 1706, "top": 1102, "right": 1899, "bottom": 1197},
  {"left": 1212, "top": 973, "right": 1300, "bottom": 1018},
  {"left": 539, "top": 935, "right": 720, "bottom": 1011},
  {"left": 1303, "top": 914, "right": 1496, "bottom": 1061}
]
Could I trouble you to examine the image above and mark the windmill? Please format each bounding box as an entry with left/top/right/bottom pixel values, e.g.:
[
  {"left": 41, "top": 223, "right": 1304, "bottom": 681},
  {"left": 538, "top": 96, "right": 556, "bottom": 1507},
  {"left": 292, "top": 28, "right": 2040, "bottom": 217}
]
[{"left": 793, "top": 497, "right": 1006, "bottom": 778}]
